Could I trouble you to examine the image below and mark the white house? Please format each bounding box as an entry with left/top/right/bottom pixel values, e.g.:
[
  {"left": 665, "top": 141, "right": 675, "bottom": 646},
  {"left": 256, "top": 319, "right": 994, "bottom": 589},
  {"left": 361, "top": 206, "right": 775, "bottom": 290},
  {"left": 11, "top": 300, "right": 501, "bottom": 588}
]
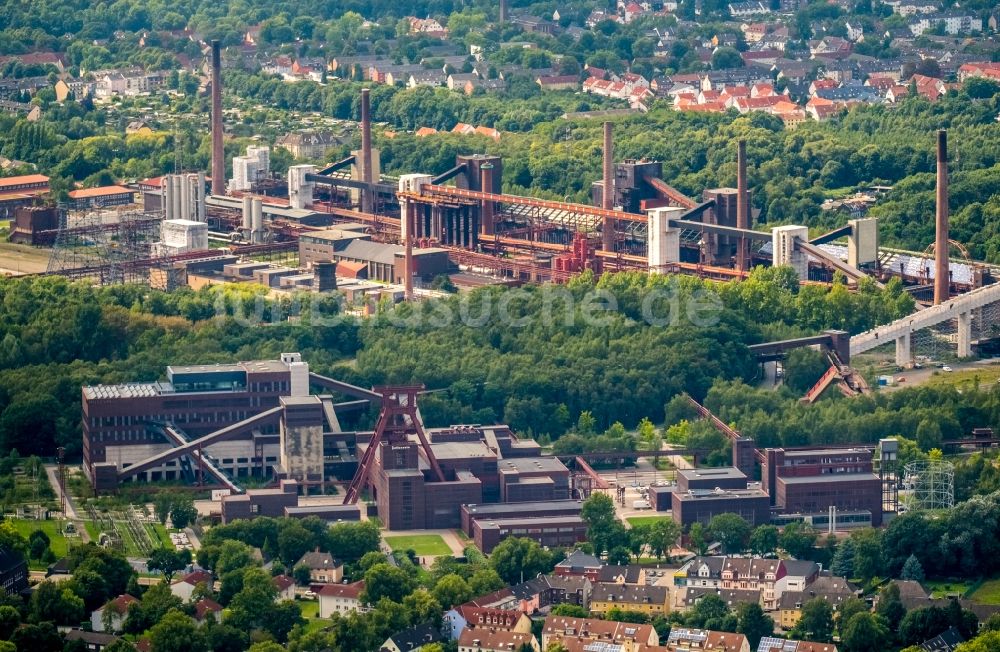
[
  {"left": 318, "top": 581, "right": 367, "bottom": 618},
  {"left": 91, "top": 594, "right": 139, "bottom": 633},
  {"left": 273, "top": 574, "right": 296, "bottom": 601},
  {"left": 170, "top": 569, "right": 212, "bottom": 602}
]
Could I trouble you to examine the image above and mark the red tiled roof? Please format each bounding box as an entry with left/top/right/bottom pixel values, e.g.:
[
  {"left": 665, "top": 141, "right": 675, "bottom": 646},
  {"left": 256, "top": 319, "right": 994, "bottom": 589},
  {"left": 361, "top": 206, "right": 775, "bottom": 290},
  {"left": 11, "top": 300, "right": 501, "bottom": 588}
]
[
  {"left": 317, "top": 581, "right": 364, "bottom": 599},
  {"left": 0, "top": 174, "right": 49, "bottom": 188},
  {"left": 195, "top": 598, "right": 222, "bottom": 619},
  {"left": 273, "top": 575, "right": 295, "bottom": 591},
  {"left": 68, "top": 185, "right": 133, "bottom": 199}
]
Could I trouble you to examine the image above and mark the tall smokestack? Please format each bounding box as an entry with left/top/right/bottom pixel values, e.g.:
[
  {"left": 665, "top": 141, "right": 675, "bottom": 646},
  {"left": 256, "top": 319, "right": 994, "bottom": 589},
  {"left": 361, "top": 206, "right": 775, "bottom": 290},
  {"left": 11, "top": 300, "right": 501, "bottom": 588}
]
[
  {"left": 499, "top": 0, "right": 508, "bottom": 25},
  {"left": 360, "top": 88, "right": 373, "bottom": 214},
  {"left": 934, "top": 129, "right": 949, "bottom": 305},
  {"left": 210, "top": 40, "right": 225, "bottom": 196},
  {"left": 736, "top": 139, "right": 748, "bottom": 272},
  {"left": 602, "top": 121, "right": 614, "bottom": 253},
  {"left": 481, "top": 163, "right": 495, "bottom": 237},
  {"left": 404, "top": 200, "right": 414, "bottom": 301}
]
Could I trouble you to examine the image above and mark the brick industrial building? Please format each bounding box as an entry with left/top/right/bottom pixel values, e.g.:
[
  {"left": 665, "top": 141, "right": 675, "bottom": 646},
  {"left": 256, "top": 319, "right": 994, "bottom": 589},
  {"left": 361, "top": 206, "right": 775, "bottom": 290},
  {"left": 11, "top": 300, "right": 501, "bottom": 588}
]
[
  {"left": 83, "top": 354, "right": 578, "bottom": 545},
  {"left": 647, "top": 443, "right": 891, "bottom": 528}
]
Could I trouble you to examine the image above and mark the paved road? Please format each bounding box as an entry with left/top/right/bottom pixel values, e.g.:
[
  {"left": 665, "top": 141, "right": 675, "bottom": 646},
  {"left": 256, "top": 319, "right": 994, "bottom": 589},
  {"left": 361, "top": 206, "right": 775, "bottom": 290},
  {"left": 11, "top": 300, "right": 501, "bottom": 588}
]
[
  {"left": 882, "top": 359, "right": 1000, "bottom": 391},
  {"left": 43, "top": 464, "right": 79, "bottom": 520}
]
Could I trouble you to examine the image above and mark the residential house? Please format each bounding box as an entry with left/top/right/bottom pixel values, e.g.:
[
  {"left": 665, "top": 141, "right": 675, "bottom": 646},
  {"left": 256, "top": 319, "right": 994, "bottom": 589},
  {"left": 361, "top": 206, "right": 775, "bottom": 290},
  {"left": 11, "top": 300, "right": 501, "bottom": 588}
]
[
  {"left": 774, "top": 60, "right": 816, "bottom": 85},
  {"left": 541, "top": 616, "right": 659, "bottom": 652},
  {"left": 742, "top": 49, "right": 784, "bottom": 67},
  {"left": 415, "top": 127, "right": 439, "bottom": 137},
  {"left": 729, "top": 2, "right": 770, "bottom": 18},
  {"left": 675, "top": 586, "right": 763, "bottom": 612},
  {"left": 757, "top": 637, "right": 838, "bottom": 652},
  {"left": 623, "top": 2, "right": 647, "bottom": 23},
  {"left": 810, "top": 36, "right": 852, "bottom": 60},
  {"left": 598, "top": 565, "right": 646, "bottom": 585},
  {"left": 893, "top": 0, "right": 938, "bottom": 16},
  {"left": 590, "top": 584, "right": 669, "bottom": 617},
  {"left": 126, "top": 120, "right": 153, "bottom": 135},
  {"left": 64, "top": 630, "right": 120, "bottom": 652},
  {"left": 295, "top": 550, "right": 343, "bottom": 584},
  {"left": 318, "top": 581, "right": 367, "bottom": 618},
  {"left": 452, "top": 123, "right": 476, "bottom": 135},
  {"left": 806, "top": 97, "right": 840, "bottom": 121},
  {"left": 408, "top": 17, "right": 448, "bottom": 38},
  {"left": 919, "top": 626, "right": 965, "bottom": 652},
  {"left": 275, "top": 132, "right": 340, "bottom": 160},
  {"left": 537, "top": 75, "right": 579, "bottom": 91},
  {"left": 663, "top": 628, "right": 750, "bottom": 652},
  {"left": 701, "top": 68, "right": 773, "bottom": 91},
  {"left": 845, "top": 22, "right": 864, "bottom": 42},
  {"left": 774, "top": 560, "right": 820, "bottom": 596},
  {"left": 809, "top": 78, "right": 838, "bottom": 96},
  {"left": 195, "top": 598, "right": 223, "bottom": 624},
  {"left": 448, "top": 73, "right": 479, "bottom": 91},
  {"left": 445, "top": 605, "right": 533, "bottom": 640},
  {"left": 815, "top": 81, "right": 880, "bottom": 103},
  {"left": 91, "top": 594, "right": 139, "bottom": 633},
  {"left": 742, "top": 23, "right": 769, "bottom": 43},
  {"left": 909, "top": 13, "right": 981, "bottom": 36},
  {"left": 777, "top": 576, "right": 856, "bottom": 630},
  {"left": 508, "top": 574, "right": 593, "bottom": 615},
  {"left": 762, "top": 27, "right": 790, "bottom": 51},
  {"left": 721, "top": 558, "right": 780, "bottom": 610},
  {"left": 170, "top": 569, "right": 212, "bottom": 602},
  {"left": 382, "top": 622, "right": 445, "bottom": 652},
  {"left": 383, "top": 66, "right": 426, "bottom": 87},
  {"left": 958, "top": 62, "right": 1000, "bottom": 83},
  {"left": 464, "top": 78, "right": 506, "bottom": 95},
  {"left": 554, "top": 550, "right": 604, "bottom": 581},
  {"left": 408, "top": 70, "right": 447, "bottom": 88},
  {"left": 674, "top": 556, "right": 727, "bottom": 589},
  {"left": 458, "top": 628, "right": 540, "bottom": 652},
  {"left": 273, "top": 574, "right": 296, "bottom": 601},
  {"left": 511, "top": 14, "right": 556, "bottom": 34}
]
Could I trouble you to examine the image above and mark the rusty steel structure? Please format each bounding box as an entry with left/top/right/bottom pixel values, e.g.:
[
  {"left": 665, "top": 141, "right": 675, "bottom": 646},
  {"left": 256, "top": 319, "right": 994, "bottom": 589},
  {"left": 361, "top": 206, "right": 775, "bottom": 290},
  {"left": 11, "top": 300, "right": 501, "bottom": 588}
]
[{"left": 342, "top": 386, "right": 444, "bottom": 504}]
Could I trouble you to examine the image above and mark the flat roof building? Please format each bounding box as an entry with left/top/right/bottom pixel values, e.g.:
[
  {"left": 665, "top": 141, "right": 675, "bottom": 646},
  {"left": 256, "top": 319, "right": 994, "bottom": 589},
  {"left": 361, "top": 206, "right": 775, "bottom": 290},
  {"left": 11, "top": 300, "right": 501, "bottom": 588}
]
[
  {"left": 676, "top": 467, "right": 748, "bottom": 492},
  {"left": 672, "top": 487, "right": 771, "bottom": 527}
]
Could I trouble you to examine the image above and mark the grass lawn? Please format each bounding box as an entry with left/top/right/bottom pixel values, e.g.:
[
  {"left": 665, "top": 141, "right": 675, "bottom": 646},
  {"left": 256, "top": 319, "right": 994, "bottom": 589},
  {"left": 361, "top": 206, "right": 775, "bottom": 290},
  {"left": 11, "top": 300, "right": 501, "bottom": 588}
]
[
  {"left": 299, "top": 600, "right": 319, "bottom": 618},
  {"left": 83, "top": 520, "right": 102, "bottom": 543},
  {"left": 9, "top": 519, "right": 70, "bottom": 558},
  {"left": 970, "top": 579, "right": 1000, "bottom": 604},
  {"left": 627, "top": 516, "right": 671, "bottom": 527},
  {"left": 454, "top": 529, "right": 471, "bottom": 543},
  {"left": 926, "top": 580, "right": 974, "bottom": 599},
  {"left": 152, "top": 524, "right": 173, "bottom": 548},
  {"left": 384, "top": 534, "right": 452, "bottom": 556},
  {"left": 925, "top": 365, "right": 1000, "bottom": 388}
]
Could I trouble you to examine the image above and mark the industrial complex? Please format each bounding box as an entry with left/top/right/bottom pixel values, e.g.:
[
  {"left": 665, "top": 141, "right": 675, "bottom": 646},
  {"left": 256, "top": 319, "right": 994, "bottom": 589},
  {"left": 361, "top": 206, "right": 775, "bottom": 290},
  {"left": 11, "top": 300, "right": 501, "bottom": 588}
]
[{"left": 79, "top": 346, "right": 916, "bottom": 552}]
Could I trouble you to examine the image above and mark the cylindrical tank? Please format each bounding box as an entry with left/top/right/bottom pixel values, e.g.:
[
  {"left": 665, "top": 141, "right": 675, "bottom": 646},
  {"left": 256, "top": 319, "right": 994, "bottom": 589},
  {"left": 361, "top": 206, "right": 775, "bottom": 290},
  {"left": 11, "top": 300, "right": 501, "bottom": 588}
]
[
  {"left": 164, "top": 176, "right": 175, "bottom": 219},
  {"left": 171, "top": 174, "right": 183, "bottom": 220},
  {"left": 196, "top": 171, "right": 206, "bottom": 221},
  {"left": 242, "top": 196, "right": 253, "bottom": 231},
  {"left": 251, "top": 198, "right": 263, "bottom": 244}
]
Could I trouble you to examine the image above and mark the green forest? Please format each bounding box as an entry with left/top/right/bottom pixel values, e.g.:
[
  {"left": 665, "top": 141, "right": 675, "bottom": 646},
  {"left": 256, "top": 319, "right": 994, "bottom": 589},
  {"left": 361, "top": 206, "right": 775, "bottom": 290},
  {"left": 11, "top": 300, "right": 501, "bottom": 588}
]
[{"left": 0, "top": 266, "right": 952, "bottom": 464}]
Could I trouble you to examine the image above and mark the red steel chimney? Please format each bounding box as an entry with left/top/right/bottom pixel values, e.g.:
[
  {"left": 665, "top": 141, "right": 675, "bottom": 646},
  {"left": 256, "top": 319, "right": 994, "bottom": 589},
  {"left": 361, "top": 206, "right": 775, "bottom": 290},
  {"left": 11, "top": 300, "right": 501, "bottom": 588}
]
[
  {"left": 602, "top": 121, "right": 614, "bottom": 253},
  {"left": 934, "top": 129, "right": 949, "bottom": 305},
  {"left": 736, "top": 139, "right": 748, "bottom": 271},
  {"left": 360, "top": 88, "right": 373, "bottom": 214},
  {"left": 480, "top": 163, "right": 495, "bottom": 237},
  {"left": 210, "top": 40, "right": 224, "bottom": 196}
]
